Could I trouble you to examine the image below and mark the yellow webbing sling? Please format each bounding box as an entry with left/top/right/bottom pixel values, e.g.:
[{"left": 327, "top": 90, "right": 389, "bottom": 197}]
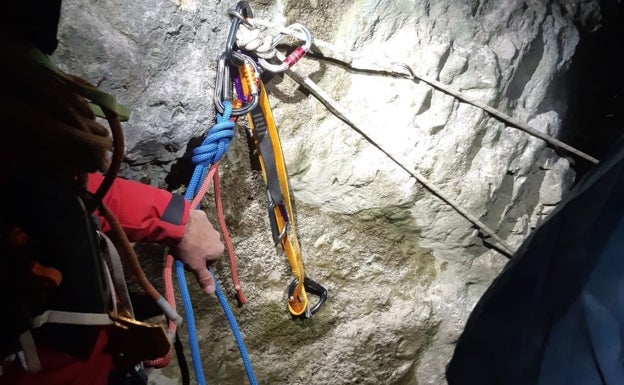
[{"left": 240, "top": 69, "right": 327, "bottom": 319}]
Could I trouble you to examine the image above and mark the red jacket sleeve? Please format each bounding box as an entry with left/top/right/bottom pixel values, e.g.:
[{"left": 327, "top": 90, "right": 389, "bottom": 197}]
[{"left": 88, "top": 173, "right": 190, "bottom": 245}]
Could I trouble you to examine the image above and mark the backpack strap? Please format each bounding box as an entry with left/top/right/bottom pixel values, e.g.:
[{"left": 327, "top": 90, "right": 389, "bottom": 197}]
[{"left": 31, "top": 310, "right": 112, "bottom": 329}]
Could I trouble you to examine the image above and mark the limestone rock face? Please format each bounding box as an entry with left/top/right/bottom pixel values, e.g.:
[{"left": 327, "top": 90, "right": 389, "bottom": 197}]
[{"left": 55, "top": 0, "right": 600, "bottom": 384}]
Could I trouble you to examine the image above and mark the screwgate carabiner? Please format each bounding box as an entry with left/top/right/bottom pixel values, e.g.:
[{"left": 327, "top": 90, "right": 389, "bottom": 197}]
[
  {"left": 214, "top": 51, "right": 260, "bottom": 116},
  {"left": 258, "top": 23, "right": 313, "bottom": 73},
  {"left": 213, "top": 2, "right": 261, "bottom": 116}
]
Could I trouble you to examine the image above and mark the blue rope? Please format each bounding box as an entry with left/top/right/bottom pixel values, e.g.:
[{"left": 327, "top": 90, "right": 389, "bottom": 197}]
[
  {"left": 213, "top": 271, "right": 258, "bottom": 385},
  {"left": 186, "top": 103, "right": 235, "bottom": 198},
  {"left": 177, "top": 100, "right": 258, "bottom": 385},
  {"left": 175, "top": 259, "right": 207, "bottom": 385}
]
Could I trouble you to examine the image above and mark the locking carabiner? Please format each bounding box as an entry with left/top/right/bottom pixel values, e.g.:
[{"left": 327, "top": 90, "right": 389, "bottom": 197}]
[
  {"left": 213, "top": 51, "right": 260, "bottom": 116},
  {"left": 258, "top": 23, "right": 313, "bottom": 73},
  {"left": 213, "top": 2, "right": 260, "bottom": 116}
]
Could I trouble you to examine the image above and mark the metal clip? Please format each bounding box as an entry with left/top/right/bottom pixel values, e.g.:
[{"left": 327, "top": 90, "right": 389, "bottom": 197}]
[
  {"left": 213, "top": 51, "right": 260, "bottom": 116},
  {"left": 259, "top": 23, "right": 313, "bottom": 73},
  {"left": 266, "top": 189, "right": 290, "bottom": 245},
  {"left": 277, "top": 222, "right": 288, "bottom": 243},
  {"left": 212, "top": 2, "right": 259, "bottom": 116},
  {"left": 224, "top": 2, "right": 254, "bottom": 58},
  {"left": 287, "top": 276, "right": 328, "bottom": 320}
]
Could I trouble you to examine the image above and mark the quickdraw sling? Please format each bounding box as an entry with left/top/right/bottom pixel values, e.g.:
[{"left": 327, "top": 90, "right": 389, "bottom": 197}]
[
  {"left": 241, "top": 74, "right": 328, "bottom": 319},
  {"left": 210, "top": 1, "right": 328, "bottom": 320}
]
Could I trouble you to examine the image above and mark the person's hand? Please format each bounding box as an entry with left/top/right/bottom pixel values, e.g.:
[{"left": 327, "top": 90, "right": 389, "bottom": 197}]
[{"left": 173, "top": 209, "right": 224, "bottom": 295}]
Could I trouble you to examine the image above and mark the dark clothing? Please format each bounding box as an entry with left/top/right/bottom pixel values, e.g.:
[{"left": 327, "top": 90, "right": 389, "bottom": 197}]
[
  {"left": 0, "top": 174, "right": 189, "bottom": 385},
  {"left": 447, "top": 143, "right": 624, "bottom": 385},
  {"left": 3, "top": 1, "right": 62, "bottom": 55}
]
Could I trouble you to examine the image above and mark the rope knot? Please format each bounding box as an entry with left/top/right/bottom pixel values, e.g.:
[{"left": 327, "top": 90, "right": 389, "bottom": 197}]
[
  {"left": 191, "top": 102, "right": 235, "bottom": 166},
  {"left": 236, "top": 24, "right": 277, "bottom": 59}
]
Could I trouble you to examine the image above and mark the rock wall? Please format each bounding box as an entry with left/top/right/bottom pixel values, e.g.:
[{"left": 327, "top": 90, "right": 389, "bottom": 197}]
[{"left": 54, "top": 1, "right": 600, "bottom": 384}]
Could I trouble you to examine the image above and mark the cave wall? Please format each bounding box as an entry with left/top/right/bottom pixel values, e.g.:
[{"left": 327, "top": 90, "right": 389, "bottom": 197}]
[{"left": 54, "top": 1, "right": 602, "bottom": 384}]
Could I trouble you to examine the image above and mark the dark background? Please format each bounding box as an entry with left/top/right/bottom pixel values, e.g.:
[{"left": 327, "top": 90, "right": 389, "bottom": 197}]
[{"left": 565, "top": 0, "right": 624, "bottom": 176}]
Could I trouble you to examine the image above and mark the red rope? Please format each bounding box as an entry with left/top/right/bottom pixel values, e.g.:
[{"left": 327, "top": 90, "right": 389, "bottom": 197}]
[
  {"left": 213, "top": 168, "right": 246, "bottom": 306},
  {"left": 147, "top": 108, "right": 247, "bottom": 368},
  {"left": 144, "top": 254, "right": 177, "bottom": 368},
  {"left": 190, "top": 163, "right": 246, "bottom": 306}
]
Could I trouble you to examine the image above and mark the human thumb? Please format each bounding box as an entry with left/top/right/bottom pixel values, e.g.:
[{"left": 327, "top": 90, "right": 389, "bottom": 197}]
[{"left": 194, "top": 267, "right": 216, "bottom": 295}]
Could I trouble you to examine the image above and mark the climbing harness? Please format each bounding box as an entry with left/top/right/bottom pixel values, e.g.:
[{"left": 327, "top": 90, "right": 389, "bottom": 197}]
[
  {"left": 229, "top": 11, "right": 602, "bottom": 258},
  {"left": 0, "top": 41, "right": 182, "bottom": 375}
]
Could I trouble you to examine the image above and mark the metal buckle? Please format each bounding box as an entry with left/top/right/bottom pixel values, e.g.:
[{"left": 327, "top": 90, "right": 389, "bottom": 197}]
[{"left": 108, "top": 313, "right": 170, "bottom": 369}]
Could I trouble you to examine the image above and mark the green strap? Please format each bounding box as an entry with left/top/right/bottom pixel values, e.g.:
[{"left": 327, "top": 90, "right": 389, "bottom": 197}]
[{"left": 26, "top": 44, "right": 131, "bottom": 122}]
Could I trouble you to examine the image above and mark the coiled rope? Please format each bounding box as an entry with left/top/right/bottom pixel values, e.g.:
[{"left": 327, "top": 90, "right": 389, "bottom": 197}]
[{"left": 177, "top": 100, "right": 257, "bottom": 385}]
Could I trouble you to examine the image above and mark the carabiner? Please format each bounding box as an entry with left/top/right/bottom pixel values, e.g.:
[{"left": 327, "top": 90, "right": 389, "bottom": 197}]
[
  {"left": 225, "top": 1, "right": 254, "bottom": 58},
  {"left": 287, "top": 276, "right": 328, "bottom": 320},
  {"left": 259, "top": 23, "right": 313, "bottom": 73},
  {"left": 213, "top": 53, "right": 231, "bottom": 111},
  {"left": 213, "top": 51, "right": 260, "bottom": 116}
]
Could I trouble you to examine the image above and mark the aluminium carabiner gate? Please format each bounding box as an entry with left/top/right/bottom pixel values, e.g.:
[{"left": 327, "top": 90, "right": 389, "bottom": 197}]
[
  {"left": 258, "top": 23, "right": 313, "bottom": 73},
  {"left": 213, "top": 51, "right": 260, "bottom": 116},
  {"left": 214, "top": 2, "right": 261, "bottom": 116},
  {"left": 225, "top": 1, "right": 254, "bottom": 58}
]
